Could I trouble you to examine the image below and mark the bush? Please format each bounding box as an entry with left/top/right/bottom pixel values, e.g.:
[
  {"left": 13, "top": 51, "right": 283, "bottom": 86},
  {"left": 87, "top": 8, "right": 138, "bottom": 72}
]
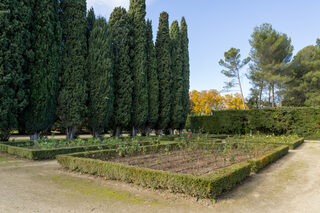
[
  {"left": 189, "top": 110, "right": 247, "bottom": 134},
  {"left": 57, "top": 143, "right": 251, "bottom": 198},
  {"left": 248, "top": 145, "right": 289, "bottom": 173},
  {"left": 0, "top": 141, "right": 154, "bottom": 160},
  {"left": 189, "top": 107, "right": 320, "bottom": 138}
]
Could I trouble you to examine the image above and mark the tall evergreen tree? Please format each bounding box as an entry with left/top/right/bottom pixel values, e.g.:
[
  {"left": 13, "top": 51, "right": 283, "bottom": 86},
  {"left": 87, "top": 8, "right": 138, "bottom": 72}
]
[
  {"left": 59, "top": 0, "right": 87, "bottom": 139},
  {"left": 21, "top": 0, "right": 61, "bottom": 140},
  {"left": 128, "top": 0, "right": 148, "bottom": 136},
  {"left": 180, "top": 17, "right": 190, "bottom": 130},
  {"left": 155, "top": 12, "right": 171, "bottom": 131},
  {"left": 169, "top": 21, "right": 184, "bottom": 130},
  {"left": 145, "top": 19, "right": 159, "bottom": 131},
  {"left": 87, "top": 17, "right": 114, "bottom": 138},
  {"left": 109, "top": 7, "right": 132, "bottom": 137},
  {"left": 86, "top": 7, "right": 95, "bottom": 50},
  {"left": 87, "top": 8, "right": 95, "bottom": 38},
  {"left": 0, "top": 0, "right": 32, "bottom": 140}
]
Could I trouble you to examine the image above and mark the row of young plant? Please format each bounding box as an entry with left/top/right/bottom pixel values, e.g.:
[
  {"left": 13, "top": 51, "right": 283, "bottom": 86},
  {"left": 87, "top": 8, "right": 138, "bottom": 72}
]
[{"left": 0, "top": 0, "right": 190, "bottom": 141}]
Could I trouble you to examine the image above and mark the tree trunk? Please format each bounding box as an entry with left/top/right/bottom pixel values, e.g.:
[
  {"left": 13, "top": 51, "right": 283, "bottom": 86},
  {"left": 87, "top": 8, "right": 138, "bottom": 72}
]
[
  {"left": 115, "top": 127, "right": 121, "bottom": 137},
  {"left": 66, "top": 126, "right": 75, "bottom": 139},
  {"left": 146, "top": 127, "right": 151, "bottom": 136},
  {"left": 237, "top": 68, "right": 246, "bottom": 110},
  {"left": 93, "top": 130, "right": 100, "bottom": 138},
  {"left": 179, "top": 129, "right": 183, "bottom": 135},
  {"left": 259, "top": 84, "right": 263, "bottom": 109},
  {"left": 279, "top": 95, "right": 282, "bottom": 107},
  {"left": 272, "top": 84, "right": 275, "bottom": 107},
  {"left": 132, "top": 126, "right": 137, "bottom": 137},
  {"left": 169, "top": 129, "right": 173, "bottom": 135},
  {"left": 30, "top": 132, "right": 40, "bottom": 141},
  {"left": 268, "top": 86, "right": 271, "bottom": 106}
]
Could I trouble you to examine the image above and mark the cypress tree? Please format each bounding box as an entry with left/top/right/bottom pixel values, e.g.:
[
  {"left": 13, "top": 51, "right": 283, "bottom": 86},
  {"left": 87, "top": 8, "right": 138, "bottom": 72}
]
[
  {"left": 128, "top": 0, "right": 148, "bottom": 136},
  {"left": 169, "top": 21, "right": 184, "bottom": 131},
  {"left": 86, "top": 7, "right": 95, "bottom": 50},
  {"left": 59, "top": 0, "right": 87, "bottom": 139},
  {"left": 180, "top": 17, "right": 190, "bottom": 130},
  {"left": 145, "top": 19, "right": 159, "bottom": 131},
  {"left": 155, "top": 12, "right": 171, "bottom": 131},
  {"left": 87, "top": 17, "right": 114, "bottom": 138},
  {"left": 87, "top": 8, "right": 95, "bottom": 38},
  {"left": 0, "top": 0, "right": 32, "bottom": 140},
  {"left": 109, "top": 7, "right": 132, "bottom": 137},
  {"left": 21, "top": 0, "right": 61, "bottom": 140}
]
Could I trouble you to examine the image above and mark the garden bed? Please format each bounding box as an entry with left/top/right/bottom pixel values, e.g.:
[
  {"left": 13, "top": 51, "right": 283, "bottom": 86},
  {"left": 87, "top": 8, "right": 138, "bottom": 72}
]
[
  {"left": 57, "top": 142, "right": 289, "bottom": 198},
  {"left": 0, "top": 138, "right": 155, "bottom": 160}
]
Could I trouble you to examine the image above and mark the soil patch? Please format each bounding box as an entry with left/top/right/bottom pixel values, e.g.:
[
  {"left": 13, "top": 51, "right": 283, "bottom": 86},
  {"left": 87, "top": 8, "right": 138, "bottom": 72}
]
[{"left": 110, "top": 144, "right": 276, "bottom": 176}]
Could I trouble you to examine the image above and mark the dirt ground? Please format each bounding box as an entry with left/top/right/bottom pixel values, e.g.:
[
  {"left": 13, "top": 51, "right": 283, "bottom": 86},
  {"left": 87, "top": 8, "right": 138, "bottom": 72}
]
[
  {"left": 111, "top": 144, "right": 274, "bottom": 176},
  {"left": 0, "top": 141, "right": 320, "bottom": 213}
]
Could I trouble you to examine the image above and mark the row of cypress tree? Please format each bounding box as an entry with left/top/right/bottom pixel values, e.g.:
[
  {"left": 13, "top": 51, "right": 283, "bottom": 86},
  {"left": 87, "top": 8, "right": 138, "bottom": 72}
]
[{"left": 0, "top": 0, "right": 190, "bottom": 140}]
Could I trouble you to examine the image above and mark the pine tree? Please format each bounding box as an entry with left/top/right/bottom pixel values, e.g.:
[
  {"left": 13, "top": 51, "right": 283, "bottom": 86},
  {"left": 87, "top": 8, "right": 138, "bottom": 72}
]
[
  {"left": 180, "top": 17, "right": 190, "bottom": 130},
  {"left": 169, "top": 20, "right": 184, "bottom": 130},
  {"left": 155, "top": 12, "right": 171, "bottom": 131},
  {"left": 109, "top": 7, "right": 132, "bottom": 137},
  {"left": 0, "top": 0, "right": 32, "bottom": 140},
  {"left": 87, "top": 17, "right": 114, "bottom": 138},
  {"left": 146, "top": 19, "right": 159, "bottom": 131},
  {"left": 59, "top": 0, "right": 88, "bottom": 139},
  {"left": 128, "top": 0, "right": 148, "bottom": 135},
  {"left": 21, "top": 0, "right": 61, "bottom": 140}
]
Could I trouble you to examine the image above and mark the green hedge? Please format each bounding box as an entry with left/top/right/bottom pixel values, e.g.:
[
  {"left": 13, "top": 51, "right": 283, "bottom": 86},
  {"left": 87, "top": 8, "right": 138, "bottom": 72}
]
[
  {"left": 248, "top": 145, "right": 289, "bottom": 173},
  {"left": 188, "top": 107, "right": 320, "bottom": 138},
  {"left": 57, "top": 144, "right": 251, "bottom": 198},
  {"left": 0, "top": 141, "right": 153, "bottom": 160},
  {"left": 239, "top": 138, "right": 304, "bottom": 150}
]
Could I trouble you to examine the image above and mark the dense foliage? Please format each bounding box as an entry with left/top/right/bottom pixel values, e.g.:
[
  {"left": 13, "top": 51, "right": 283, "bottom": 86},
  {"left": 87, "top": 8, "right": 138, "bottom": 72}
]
[
  {"left": 87, "top": 18, "right": 114, "bottom": 137},
  {"left": 155, "top": 12, "right": 172, "bottom": 130},
  {"left": 109, "top": 7, "right": 132, "bottom": 136},
  {"left": 1, "top": 0, "right": 190, "bottom": 139},
  {"left": 0, "top": 0, "right": 32, "bottom": 141},
  {"left": 145, "top": 20, "right": 159, "bottom": 130},
  {"left": 129, "top": 0, "right": 149, "bottom": 134},
  {"left": 188, "top": 108, "right": 320, "bottom": 138},
  {"left": 21, "top": 0, "right": 61, "bottom": 140},
  {"left": 58, "top": 0, "right": 88, "bottom": 139}
]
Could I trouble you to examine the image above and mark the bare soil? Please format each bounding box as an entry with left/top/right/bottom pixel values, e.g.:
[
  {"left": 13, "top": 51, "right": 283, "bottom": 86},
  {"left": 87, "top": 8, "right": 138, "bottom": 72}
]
[
  {"left": 111, "top": 145, "right": 275, "bottom": 176},
  {"left": 0, "top": 141, "right": 320, "bottom": 213}
]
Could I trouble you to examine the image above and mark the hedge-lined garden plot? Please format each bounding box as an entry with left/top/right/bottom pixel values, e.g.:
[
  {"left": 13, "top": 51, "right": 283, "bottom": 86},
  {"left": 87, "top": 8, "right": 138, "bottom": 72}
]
[
  {"left": 110, "top": 143, "right": 277, "bottom": 176},
  {"left": 57, "top": 141, "right": 289, "bottom": 198},
  {"left": 0, "top": 138, "right": 155, "bottom": 160}
]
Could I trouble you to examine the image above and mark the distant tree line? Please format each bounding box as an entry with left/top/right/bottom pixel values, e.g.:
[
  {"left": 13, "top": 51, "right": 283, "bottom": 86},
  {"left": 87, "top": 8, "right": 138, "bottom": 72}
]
[{"left": 0, "top": 0, "right": 190, "bottom": 140}]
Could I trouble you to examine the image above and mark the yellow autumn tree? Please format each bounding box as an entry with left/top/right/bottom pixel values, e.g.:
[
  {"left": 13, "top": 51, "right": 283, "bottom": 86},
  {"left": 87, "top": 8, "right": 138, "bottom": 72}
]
[
  {"left": 190, "top": 90, "right": 225, "bottom": 115},
  {"left": 224, "top": 93, "right": 248, "bottom": 110}
]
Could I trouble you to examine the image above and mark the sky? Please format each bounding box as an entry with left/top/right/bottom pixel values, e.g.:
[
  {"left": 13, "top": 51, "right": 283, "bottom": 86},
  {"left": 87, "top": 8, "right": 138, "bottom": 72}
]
[{"left": 87, "top": 0, "right": 320, "bottom": 97}]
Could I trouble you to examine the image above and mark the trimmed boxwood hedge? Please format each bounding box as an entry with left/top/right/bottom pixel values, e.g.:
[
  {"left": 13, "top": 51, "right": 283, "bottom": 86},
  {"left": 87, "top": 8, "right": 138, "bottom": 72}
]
[
  {"left": 0, "top": 141, "right": 153, "bottom": 160},
  {"left": 243, "top": 138, "right": 304, "bottom": 150},
  {"left": 248, "top": 145, "right": 289, "bottom": 173},
  {"left": 188, "top": 107, "right": 320, "bottom": 138},
  {"left": 57, "top": 143, "right": 289, "bottom": 198}
]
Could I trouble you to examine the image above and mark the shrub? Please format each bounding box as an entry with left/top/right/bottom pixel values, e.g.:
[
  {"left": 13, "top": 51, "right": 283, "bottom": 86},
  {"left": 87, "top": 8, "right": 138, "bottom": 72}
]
[
  {"left": 248, "top": 145, "right": 289, "bottom": 173},
  {"left": 189, "top": 107, "right": 320, "bottom": 138}
]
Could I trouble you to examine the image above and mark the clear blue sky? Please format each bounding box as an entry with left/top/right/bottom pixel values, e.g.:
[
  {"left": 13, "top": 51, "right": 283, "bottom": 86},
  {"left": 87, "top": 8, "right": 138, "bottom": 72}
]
[{"left": 87, "top": 0, "right": 320, "bottom": 97}]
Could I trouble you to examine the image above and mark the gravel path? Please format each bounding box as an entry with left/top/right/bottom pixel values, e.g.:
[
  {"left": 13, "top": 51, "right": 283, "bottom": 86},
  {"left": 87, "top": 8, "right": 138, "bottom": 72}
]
[{"left": 0, "top": 141, "right": 319, "bottom": 213}]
